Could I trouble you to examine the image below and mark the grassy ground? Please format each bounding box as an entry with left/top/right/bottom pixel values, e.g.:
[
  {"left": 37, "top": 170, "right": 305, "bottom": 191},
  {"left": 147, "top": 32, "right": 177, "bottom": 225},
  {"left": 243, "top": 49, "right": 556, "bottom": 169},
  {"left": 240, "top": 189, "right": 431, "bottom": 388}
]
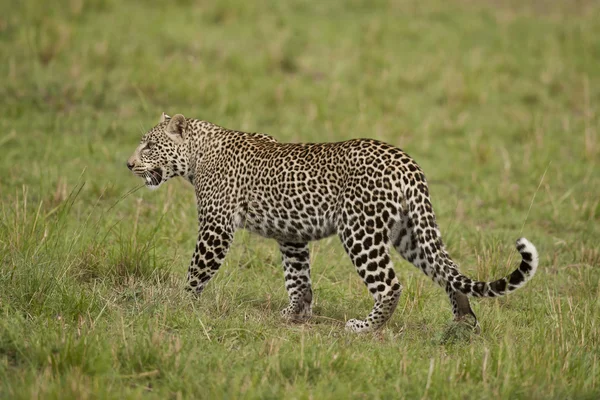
[{"left": 1, "top": 0, "right": 599, "bottom": 398}]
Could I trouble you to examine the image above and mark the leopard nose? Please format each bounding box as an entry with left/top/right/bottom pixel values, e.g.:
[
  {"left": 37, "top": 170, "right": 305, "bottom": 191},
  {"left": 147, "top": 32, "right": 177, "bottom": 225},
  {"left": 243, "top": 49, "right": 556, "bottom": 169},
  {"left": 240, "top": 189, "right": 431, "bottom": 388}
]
[{"left": 126, "top": 161, "right": 134, "bottom": 170}]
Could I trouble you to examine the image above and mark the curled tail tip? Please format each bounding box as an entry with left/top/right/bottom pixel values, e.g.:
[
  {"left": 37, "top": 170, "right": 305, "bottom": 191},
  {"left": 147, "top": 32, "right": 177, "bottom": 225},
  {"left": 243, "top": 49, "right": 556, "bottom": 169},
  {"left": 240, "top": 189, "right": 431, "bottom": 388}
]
[
  {"left": 515, "top": 237, "right": 539, "bottom": 276},
  {"left": 464, "top": 237, "right": 539, "bottom": 298}
]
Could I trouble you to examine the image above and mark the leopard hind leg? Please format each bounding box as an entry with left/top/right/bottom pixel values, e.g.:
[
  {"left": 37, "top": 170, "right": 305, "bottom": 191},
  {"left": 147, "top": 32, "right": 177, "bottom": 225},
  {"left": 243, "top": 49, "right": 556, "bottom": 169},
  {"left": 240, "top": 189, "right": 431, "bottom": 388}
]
[
  {"left": 338, "top": 214, "right": 402, "bottom": 333},
  {"left": 391, "top": 210, "right": 480, "bottom": 332}
]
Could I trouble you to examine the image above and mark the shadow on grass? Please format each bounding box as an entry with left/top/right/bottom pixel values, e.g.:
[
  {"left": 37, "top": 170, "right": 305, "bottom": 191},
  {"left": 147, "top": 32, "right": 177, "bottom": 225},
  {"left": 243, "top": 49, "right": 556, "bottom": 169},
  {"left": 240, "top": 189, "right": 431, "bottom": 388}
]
[{"left": 438, "top": 316, "right": 481, "bottom": 345}]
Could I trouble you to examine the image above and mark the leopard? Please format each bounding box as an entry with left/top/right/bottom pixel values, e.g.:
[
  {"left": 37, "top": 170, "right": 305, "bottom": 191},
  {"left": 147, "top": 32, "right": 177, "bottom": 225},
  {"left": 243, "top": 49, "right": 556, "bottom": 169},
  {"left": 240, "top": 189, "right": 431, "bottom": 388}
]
[{"left": 126, "top": 113, "right": 539, "bottom": 333}]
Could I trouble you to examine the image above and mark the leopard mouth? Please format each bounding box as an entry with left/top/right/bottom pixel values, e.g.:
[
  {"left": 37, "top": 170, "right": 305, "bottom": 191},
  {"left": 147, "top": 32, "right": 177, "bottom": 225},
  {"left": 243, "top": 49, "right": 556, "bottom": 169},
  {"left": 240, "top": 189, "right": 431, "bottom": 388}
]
[{"left": 144, "top": 168, "right": 163, "bottom": 188}]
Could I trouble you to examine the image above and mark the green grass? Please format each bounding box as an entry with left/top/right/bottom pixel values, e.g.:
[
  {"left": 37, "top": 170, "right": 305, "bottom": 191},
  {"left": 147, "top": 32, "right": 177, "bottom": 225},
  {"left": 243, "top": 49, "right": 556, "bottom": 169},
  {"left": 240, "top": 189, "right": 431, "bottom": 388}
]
[{"left": 1, "top": 0, "right": 599, "bottom": 398}]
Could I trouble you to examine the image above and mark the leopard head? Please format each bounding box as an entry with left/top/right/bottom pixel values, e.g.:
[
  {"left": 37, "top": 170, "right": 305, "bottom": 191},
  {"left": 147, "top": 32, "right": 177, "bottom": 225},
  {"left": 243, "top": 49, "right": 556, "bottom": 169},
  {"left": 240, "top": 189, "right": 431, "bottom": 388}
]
[{"left": 127, "top": 113, "right": 189, "bottom": 190}]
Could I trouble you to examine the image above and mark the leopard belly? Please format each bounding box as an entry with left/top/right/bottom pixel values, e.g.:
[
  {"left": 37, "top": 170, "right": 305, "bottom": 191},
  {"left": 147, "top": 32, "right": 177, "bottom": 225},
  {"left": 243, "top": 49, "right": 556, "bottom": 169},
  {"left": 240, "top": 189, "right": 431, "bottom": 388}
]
[{"left": 238, "top": 202, "right": 338, "bottom": 242}]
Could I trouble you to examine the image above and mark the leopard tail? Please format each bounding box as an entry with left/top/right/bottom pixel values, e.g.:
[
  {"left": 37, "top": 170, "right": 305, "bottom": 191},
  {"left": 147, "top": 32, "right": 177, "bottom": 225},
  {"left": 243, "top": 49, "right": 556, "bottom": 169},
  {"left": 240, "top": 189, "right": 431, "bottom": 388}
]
[
  {"left": 449, "top": 238, "right": 538, "bottom": 298},
  {"left": 402, "top": 169, "right": 539, "bottom": 298}
]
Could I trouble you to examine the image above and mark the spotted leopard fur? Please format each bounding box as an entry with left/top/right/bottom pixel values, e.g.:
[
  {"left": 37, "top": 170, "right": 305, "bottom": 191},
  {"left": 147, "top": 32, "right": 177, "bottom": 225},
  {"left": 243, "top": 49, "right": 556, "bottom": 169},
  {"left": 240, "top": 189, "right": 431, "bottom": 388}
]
[{"left": 127, "top": 113, "right": 539, "bottom": 333}]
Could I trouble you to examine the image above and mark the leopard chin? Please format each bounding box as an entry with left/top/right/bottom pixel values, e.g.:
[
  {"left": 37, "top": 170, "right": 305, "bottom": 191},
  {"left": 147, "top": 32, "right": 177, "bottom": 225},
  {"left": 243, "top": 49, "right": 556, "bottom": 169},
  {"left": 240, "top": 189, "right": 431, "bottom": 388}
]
[{"left": 145, "top": 168, "right": 163, "bottom": 190}]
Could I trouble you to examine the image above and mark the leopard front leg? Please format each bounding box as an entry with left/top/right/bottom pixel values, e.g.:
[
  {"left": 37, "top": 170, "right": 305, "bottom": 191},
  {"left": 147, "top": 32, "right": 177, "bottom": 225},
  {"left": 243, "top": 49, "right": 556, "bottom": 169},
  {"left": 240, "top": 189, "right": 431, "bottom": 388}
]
[
  {"left": 186, "top": 221, "right": 234, "bottom": 294},
  {"left": 278, "top": 242, "right": 313, "bottom": 321}
]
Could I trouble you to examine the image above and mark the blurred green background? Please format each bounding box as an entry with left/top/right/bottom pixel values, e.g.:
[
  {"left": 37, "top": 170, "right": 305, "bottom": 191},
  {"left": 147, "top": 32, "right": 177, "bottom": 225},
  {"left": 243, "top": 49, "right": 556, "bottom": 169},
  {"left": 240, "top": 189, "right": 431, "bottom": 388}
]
[{"left": 0, "top": 0, "right": 599, "bottom": 398}]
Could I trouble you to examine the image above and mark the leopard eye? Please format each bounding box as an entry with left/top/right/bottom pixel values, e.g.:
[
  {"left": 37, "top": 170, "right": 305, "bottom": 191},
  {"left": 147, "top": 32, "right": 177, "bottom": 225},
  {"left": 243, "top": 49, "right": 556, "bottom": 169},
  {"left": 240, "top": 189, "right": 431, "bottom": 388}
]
[{"left": 142, "top": 141, "right": 155, "bottom": 153}]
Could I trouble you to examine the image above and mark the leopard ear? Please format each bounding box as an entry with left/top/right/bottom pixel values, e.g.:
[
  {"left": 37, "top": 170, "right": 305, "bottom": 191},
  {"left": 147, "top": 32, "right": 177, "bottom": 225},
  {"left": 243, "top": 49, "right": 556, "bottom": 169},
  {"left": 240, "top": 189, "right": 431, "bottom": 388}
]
[
  {"left": 165, "top": 114, "right": 187, "bottom": 143},
  {"left": 160, "top": 112, "right": 171, "bottom": 123}
]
